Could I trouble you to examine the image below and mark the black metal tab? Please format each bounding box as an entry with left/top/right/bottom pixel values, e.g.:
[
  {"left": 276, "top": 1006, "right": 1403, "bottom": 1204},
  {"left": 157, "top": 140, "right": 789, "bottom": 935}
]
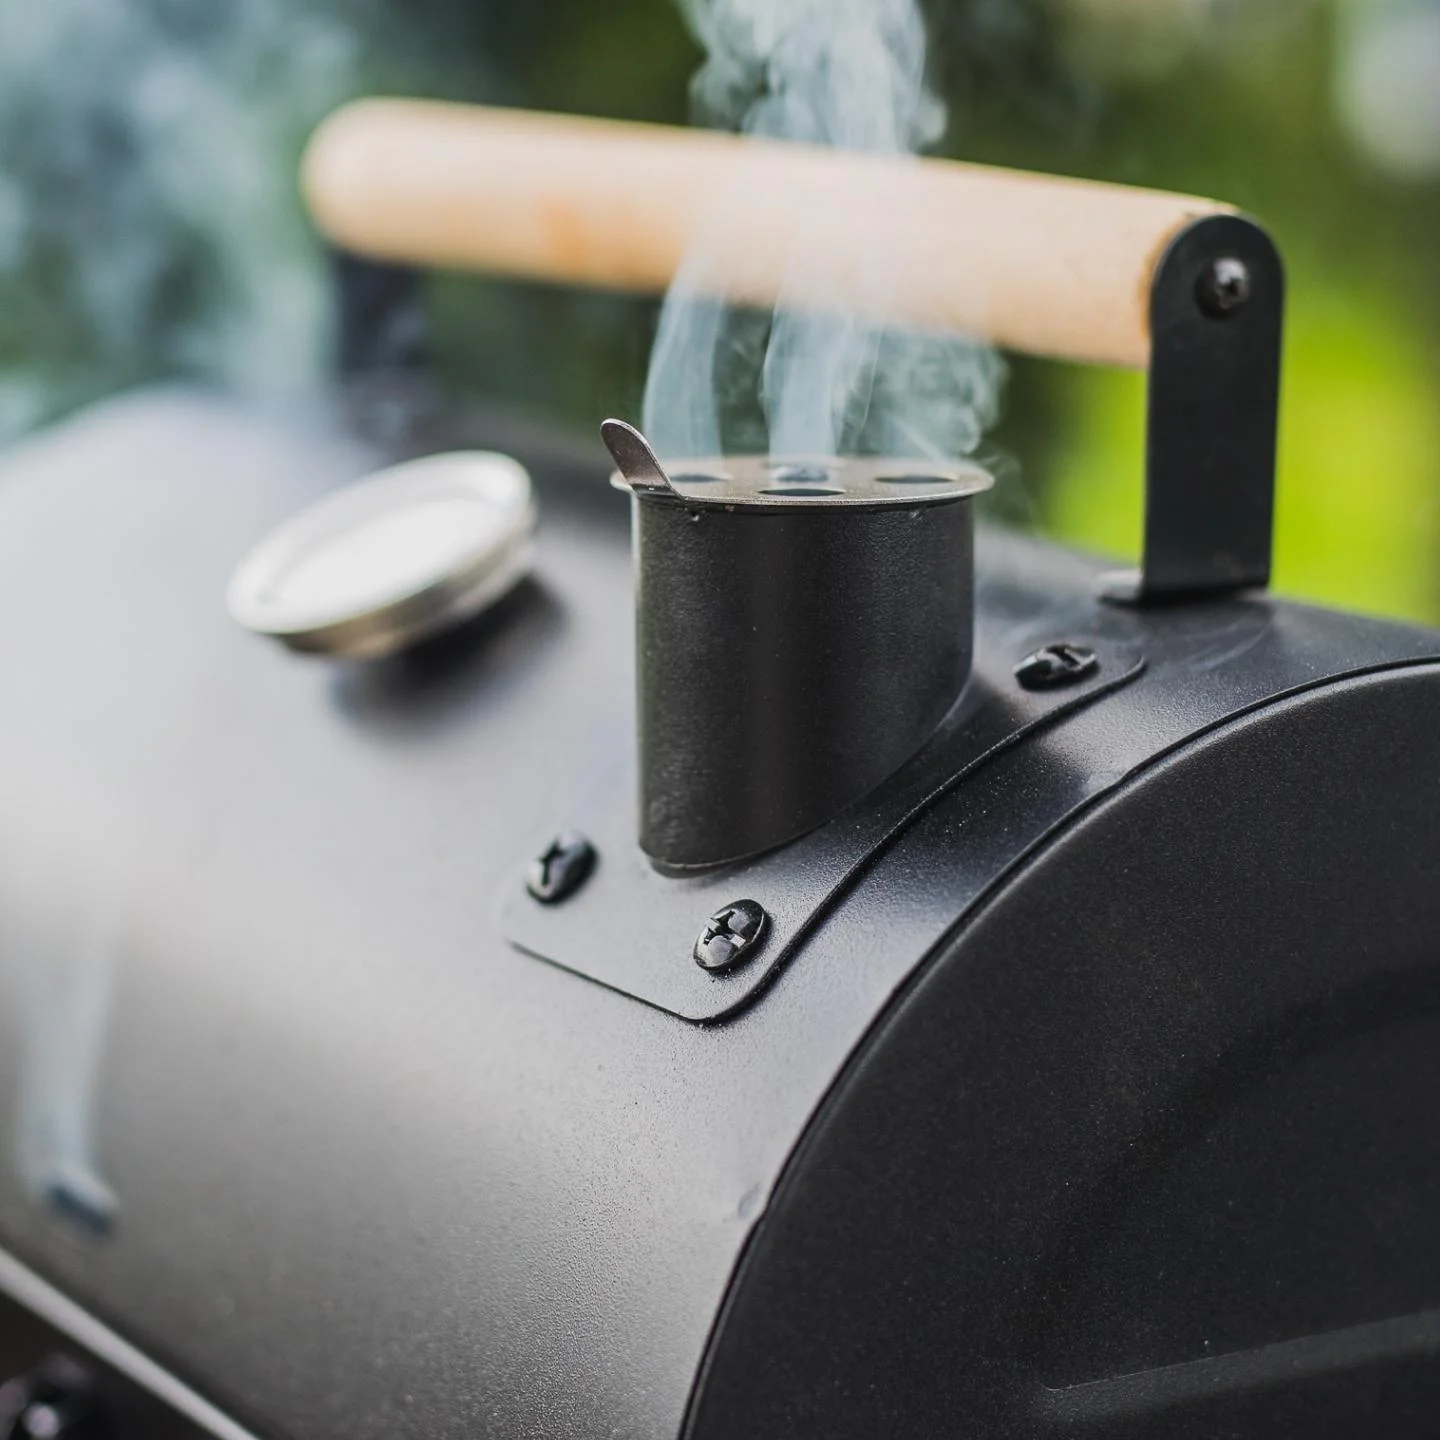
[{"left": 1103, "top": 212, "right": 1284, "bottom": 604}]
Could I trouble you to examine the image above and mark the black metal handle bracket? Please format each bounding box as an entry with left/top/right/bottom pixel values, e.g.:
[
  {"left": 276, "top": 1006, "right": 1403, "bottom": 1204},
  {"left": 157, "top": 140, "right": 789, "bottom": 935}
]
[
  {"left": 332, "top": 251, "right": 428, "bottom": 378},
  {"left": 1100, "top": 212, "right": 1285, "bottom": 604}
]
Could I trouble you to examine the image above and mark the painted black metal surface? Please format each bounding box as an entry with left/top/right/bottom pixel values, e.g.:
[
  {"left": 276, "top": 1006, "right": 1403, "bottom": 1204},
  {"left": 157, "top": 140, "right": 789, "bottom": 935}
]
[
  {"left": 634, "top": 488, "right": 976, "bottom": 870},
  {"left": 332, "top": 252, "right": 427, "bottom": 378},
  {"left": 501, "top": 628, "right": 1143, "bottom": 1021},
  {"left": 1106, "top": 212, "right": 1284, "bottom": 601},
  {"left": 0, "top": 387, "right": 1435, "bottom": 1440},
  {"left": 690, "top": 666, "right": 1440, "bottom": 1440}
]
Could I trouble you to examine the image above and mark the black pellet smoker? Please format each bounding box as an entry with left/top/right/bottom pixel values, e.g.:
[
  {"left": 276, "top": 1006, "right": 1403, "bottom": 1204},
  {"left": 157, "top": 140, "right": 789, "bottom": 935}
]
[{"left": 0, "top": 99, "right": 1437, "bottom": 1440}]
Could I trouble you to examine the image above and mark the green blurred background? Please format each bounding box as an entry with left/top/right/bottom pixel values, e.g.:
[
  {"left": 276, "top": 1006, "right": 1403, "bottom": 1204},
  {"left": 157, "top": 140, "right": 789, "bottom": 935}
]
[{"left": 0, "top": 0, "right": 1436, "bottom": 617}]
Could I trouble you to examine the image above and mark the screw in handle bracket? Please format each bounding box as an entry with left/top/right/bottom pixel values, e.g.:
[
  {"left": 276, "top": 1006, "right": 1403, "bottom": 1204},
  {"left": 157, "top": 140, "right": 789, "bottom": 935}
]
[{"left": 1195, "top": 255, "right": 1252, "bottom": 318}]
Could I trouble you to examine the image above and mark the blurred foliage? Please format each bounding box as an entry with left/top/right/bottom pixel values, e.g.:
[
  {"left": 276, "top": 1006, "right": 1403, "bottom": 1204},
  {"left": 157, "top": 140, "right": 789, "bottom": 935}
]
[
  {"left": 0, "top": 0, "right": 1435, "bottom": 619},
  {"left": 1018, "top": 0, "right": 1440, "bottom": 620}
]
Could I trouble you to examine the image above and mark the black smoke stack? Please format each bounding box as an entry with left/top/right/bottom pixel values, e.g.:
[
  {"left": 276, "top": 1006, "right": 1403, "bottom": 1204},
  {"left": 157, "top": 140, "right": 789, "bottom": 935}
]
[{"left": 602, "top": 420, "right": 990, "bottom": 871}]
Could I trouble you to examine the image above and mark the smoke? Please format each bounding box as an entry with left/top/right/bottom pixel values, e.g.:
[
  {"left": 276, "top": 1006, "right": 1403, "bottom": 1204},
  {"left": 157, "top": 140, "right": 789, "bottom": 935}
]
[
  {"left": 642, "top": 0, "right": 1004, "bottom": 461},
  {"left": 0, "top": 0, "right": 367, "bottom": 445},
  {"left": 681, "top": 0, "right": 945, "bottom": 147}
]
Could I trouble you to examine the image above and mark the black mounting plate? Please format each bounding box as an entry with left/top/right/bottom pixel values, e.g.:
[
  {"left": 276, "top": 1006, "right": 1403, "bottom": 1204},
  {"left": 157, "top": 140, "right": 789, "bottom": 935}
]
[{"left": 501, "top": 620, "right": 1144, "bottom": 1023}]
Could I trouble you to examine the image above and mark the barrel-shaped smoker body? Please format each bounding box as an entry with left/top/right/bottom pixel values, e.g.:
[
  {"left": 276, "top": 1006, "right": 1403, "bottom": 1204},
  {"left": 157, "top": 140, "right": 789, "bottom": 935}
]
[{"left": 0, "top": 391, "right": 1438, "bottom": 1439}]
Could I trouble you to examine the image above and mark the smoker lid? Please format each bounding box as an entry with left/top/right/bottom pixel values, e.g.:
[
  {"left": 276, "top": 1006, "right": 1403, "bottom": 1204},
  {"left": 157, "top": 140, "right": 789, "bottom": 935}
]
[
  {"left": 226, "top": 450, "right": 536, "bottom": 659},
  {"left": 601, "top": 419, "right": 991, "bottom": 510}
]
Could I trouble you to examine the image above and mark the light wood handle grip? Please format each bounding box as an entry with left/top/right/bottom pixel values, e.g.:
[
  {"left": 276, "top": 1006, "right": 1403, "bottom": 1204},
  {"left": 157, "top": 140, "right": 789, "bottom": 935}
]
[{"left": 303, "top": 98, "right": 1232, "bottom": 370}]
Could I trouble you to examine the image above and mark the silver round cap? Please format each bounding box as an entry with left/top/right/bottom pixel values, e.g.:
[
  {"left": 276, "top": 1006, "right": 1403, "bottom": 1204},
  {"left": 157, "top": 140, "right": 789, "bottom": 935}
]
[{"left": 227, "top": 451, "right": 536, "bottom": 659}]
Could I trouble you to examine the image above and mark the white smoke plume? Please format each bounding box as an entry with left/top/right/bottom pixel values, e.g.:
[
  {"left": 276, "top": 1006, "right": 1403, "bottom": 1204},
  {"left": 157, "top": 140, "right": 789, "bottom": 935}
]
[
  {"left": 643, "top": 0, "right": 1005, "bottom": 461},
  {"left": 0, "top": 0, "right": 365, "bottom": 444}
]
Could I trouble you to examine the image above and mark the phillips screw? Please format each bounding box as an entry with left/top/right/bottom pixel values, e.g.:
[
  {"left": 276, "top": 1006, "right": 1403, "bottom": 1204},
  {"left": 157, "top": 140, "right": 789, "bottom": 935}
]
[
  {"left": 526, "top": 832, "right": 597, "bottom": 904},
  {"left": 1014, "top": 642, "right": 1100, "bottom": 690},
  {"left": 1195, "top": 256, "right": 1252, "bottom": 318},
  {"left": 694, "top": 900, "right": 770, "bottom": 973}
]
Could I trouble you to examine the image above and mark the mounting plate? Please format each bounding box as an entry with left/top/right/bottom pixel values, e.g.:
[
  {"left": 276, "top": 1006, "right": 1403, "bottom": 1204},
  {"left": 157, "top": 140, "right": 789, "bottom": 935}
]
[{"left": 501, "top": 620, "right": 1144, "bottom": 1023}]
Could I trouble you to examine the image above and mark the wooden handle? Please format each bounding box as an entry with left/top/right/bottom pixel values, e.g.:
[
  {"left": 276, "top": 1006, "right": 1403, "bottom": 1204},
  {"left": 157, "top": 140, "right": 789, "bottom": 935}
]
[{"left": 303, "top": 98, "right": 1231, "bottom": 370}]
